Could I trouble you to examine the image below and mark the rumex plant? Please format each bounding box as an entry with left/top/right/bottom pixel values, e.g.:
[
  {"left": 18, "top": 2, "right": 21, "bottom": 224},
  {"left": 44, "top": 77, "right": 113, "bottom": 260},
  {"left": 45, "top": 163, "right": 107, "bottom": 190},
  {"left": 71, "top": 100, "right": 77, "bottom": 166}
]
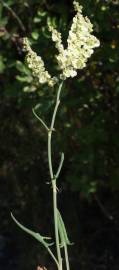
[{"left": 11, "top": 1, "right": 100, "bottom": 270}]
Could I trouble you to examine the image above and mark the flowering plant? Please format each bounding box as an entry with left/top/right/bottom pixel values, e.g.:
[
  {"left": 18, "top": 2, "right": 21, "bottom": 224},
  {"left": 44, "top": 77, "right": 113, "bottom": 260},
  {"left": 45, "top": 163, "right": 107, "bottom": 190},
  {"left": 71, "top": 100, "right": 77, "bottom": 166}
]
[{"left": 11, "top": 1, "right": 100, "bottom": 270}]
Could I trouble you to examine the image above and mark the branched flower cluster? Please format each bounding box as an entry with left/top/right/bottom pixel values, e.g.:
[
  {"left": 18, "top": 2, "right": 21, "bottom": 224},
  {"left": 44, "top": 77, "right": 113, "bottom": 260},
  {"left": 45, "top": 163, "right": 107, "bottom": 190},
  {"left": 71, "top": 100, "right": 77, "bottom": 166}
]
[
  {"left": 23, "top": 1, "right": 100, "bottom": 86},
  {"left": 23, "top": 38, "right": 57, "bottom": 87},
  {"left": 49, "top": 0, "right": 100, "bottom": 80}
]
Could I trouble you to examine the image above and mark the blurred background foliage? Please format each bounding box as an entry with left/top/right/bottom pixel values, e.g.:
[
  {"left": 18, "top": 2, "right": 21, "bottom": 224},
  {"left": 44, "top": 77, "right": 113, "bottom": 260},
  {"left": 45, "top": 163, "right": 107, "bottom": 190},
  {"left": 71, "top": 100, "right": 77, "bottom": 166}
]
[{"left": 0, "top": 0, "right": 119, "bottom": 270}]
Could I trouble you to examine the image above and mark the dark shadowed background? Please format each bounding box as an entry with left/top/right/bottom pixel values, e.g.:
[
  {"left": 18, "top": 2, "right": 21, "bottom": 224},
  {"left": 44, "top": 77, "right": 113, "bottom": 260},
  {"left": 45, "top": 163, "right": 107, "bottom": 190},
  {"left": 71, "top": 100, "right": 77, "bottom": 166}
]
[{"left": 0, "top": 0, "right": 119, "bottom": 269}]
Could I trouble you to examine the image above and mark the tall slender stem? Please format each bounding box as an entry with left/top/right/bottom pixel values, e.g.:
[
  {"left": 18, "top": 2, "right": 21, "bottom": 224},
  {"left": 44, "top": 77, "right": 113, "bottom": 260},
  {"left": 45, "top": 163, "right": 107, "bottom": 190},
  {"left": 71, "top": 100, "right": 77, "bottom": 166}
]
[{"left": 47, "top": 81, "right": 63, "bottom": 270}]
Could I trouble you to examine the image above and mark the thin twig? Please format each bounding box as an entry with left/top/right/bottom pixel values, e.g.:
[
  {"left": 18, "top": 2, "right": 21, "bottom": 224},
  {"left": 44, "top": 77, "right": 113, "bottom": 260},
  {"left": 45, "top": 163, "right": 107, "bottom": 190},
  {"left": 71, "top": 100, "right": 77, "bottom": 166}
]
[
  {"left": 94, "top": 194, "right": 114, "bottom": 221},
  {"left": 0, "top": 0, "right": 25, "bottom": 32}
]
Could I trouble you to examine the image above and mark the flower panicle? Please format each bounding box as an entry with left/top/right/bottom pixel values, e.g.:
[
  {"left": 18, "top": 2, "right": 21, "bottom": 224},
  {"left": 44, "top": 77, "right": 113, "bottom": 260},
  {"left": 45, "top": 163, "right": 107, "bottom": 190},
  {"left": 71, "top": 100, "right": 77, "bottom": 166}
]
[
  {"left": 23, "top": 1, "right": 100, "bottom": 85},
  {"left": 49, "top": 1, "right": 100, "bottom": 80},
  {"left": 23, "top": 37, "right": 57, "bottom": 87}
]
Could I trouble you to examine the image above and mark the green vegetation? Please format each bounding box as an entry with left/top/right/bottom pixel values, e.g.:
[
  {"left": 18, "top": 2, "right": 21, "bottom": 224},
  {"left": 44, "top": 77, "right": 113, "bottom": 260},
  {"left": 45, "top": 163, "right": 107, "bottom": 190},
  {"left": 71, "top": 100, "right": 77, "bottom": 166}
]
[{"left": 0, "top": 1, "right": 119, "bottom": 270}]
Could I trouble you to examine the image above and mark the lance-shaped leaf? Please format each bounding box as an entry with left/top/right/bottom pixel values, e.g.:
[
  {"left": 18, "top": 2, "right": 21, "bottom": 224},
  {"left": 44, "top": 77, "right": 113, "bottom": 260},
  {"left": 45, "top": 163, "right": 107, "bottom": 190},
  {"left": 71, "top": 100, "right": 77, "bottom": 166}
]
[
  {"left": 11, "top": 213, "right": 54, "bottom": 248},
  {"left": 57, "top": 209, "right": 73, "bottom": 248}
]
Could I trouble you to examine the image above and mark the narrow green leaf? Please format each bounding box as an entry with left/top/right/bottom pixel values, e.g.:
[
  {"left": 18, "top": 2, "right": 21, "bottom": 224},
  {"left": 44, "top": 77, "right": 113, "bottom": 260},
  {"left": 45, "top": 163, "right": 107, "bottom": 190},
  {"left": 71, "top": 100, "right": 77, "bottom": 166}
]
[
  {"left": 11, "top": 213, "right": 53, "bottom": 247},
  {"left": 57, "top": 209, "right": 73, "bottom": 248}
]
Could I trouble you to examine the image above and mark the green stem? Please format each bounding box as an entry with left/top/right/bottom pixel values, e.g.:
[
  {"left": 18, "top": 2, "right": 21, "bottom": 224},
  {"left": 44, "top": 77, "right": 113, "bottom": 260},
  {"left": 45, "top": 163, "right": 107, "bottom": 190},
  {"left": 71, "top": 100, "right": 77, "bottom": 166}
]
[
  {"left": 50, "top": 81, "right": 63, "bottom": 131},
  {"left": 52, "top": 179, "right": 62, "bottom": 270},
  {"left": 48, "top": 130, "right": 53, "bottom": 179},
  {"left": 47, "top": 246, "right": 59, "bottom": 268},
  {"left": 64, "top": 244, "right": 70, "bottom": 270},
  {"left": 47, "top": 81, "right": 64, "bottom": 270}
]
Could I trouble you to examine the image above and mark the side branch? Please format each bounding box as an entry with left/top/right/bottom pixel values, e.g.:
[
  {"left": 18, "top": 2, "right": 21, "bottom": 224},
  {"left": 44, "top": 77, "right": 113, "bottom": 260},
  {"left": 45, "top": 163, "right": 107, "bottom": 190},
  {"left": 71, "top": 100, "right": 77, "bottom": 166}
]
[
  {"left": 32, "top": 108, "right": 49, "bottom": 132},
  {"left": 0, "top": 0, "right": 25, "bottom": 32},
  {"left": 55, "top": 152, "right": 64, "bottom": 179}
]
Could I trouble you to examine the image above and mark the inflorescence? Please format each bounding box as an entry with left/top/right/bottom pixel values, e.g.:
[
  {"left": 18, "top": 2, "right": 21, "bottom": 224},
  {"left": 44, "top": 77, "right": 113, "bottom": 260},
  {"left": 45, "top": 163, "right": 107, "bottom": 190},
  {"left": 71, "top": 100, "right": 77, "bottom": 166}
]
[{"left": 23, "top": 1, "right": 100, "bottom": 86}]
